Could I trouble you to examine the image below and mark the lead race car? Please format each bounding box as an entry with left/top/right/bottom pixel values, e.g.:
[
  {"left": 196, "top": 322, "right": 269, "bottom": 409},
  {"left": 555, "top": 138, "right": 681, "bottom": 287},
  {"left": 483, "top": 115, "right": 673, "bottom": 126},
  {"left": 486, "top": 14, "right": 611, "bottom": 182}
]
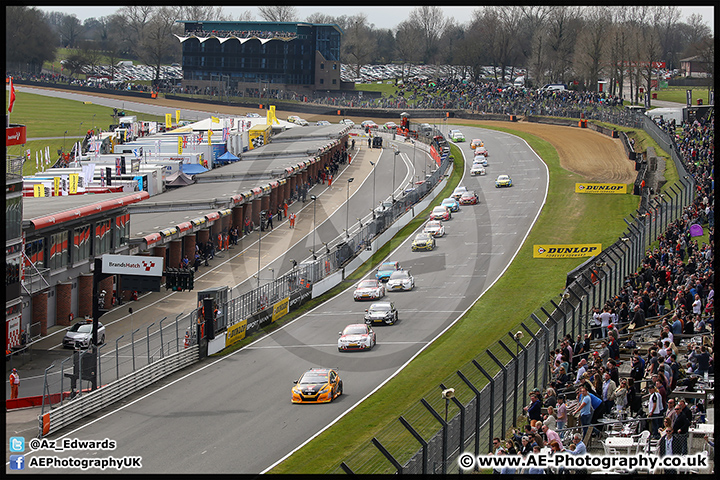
[{"left": 291, "top": 367, "right": 343, "bottom": 403}]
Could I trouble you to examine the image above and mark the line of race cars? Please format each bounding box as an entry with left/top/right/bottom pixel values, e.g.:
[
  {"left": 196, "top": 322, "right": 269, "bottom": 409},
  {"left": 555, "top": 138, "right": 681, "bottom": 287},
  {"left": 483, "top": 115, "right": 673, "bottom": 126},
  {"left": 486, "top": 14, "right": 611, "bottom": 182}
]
[{"left": 292, "top": 133, "right": 513, "bottom": 403}]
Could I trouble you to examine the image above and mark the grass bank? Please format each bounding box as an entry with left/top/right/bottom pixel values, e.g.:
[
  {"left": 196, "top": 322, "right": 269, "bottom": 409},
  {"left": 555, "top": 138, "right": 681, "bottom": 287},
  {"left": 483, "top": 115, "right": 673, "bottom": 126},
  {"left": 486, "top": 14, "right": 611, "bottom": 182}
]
[{"left": 270, "top": 125, "right": 639, "bottom": 474}]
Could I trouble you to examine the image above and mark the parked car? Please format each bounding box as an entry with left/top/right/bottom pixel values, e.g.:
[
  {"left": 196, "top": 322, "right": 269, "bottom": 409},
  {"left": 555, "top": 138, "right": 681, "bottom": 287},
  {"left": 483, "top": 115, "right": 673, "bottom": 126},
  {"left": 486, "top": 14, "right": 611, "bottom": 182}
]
[{"left": 63, "top": 319, "right": 105, "bottom": 349}]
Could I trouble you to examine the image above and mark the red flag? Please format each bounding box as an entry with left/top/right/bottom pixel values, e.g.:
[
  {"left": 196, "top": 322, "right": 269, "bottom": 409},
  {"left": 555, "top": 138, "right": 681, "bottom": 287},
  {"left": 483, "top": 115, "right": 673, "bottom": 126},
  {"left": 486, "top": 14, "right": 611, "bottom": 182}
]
[{"left": 8, "top": 76, "right": 16, "bottom": 113}]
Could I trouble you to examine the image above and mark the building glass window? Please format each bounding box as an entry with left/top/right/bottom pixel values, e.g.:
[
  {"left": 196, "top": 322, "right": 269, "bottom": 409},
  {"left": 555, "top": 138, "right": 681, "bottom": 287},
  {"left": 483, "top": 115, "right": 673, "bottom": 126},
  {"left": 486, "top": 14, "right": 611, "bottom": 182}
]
[
  {"left": 114, "top": 213, "right": 130, "bottom": 249},
  {"left": 25, "top": 238, "right": 45, "bottom": 269},
  {"left": 95, "top": 219, "right": 112, "bottom": 255},
  {"left": 5, "top": 196, "right": 22, "bottom": 241},
  {"left": 48, "top": 231, "right": 69, "bottom": 271},
  {"left": 73, "top": 224, "right": 91, "bottom": 264}
]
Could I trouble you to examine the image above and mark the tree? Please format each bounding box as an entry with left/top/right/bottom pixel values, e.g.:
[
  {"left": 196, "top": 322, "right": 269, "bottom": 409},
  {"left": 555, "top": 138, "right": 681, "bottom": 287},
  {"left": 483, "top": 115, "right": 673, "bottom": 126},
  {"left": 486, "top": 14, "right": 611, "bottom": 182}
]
[
  {"left": 407, "top": 6, "right": 447, "bottom": 69},
  {"left": 5, "top": 6, "right": 57, "bottom": 73},
  {"left": 139, "top": 7, "right": 183, "bottom": 84},
  {"left": 257, "top": 6, "right": 298, "bottom": 23},
  {"left": 341, "top": 14, "right": 376, "bottom": 79},
  {"left": 573, "top": 6, "right": 610, "bottom": 92},
  {"left": 539, "top": 6, "right": 582, "bottom": 85},
  {"left": 395, "top": 20, "right": 424, "bottom": 82},
  {"left": 58, "top": 14, "right": 84, "bottom": 48}
]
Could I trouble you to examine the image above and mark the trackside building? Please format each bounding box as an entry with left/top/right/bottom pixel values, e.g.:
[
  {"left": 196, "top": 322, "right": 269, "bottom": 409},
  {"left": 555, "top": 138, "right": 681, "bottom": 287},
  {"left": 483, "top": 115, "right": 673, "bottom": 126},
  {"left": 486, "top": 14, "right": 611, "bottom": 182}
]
[{"left": 175, "top": 20, "right": 345, "bottom": 96}]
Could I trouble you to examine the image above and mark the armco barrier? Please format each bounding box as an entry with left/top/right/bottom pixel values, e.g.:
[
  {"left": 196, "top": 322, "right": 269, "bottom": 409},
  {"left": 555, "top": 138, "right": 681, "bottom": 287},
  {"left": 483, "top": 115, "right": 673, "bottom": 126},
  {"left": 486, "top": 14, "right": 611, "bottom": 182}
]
[{"left": 39, "top": 345, "right": 199, "bottom": 437}]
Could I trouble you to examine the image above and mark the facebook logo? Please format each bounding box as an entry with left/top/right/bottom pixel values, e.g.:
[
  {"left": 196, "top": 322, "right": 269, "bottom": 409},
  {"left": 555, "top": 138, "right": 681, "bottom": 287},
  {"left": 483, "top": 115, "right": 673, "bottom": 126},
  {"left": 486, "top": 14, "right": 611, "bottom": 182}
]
[
  {"left": 9, "top": 455, "right": 25, "bottom": 470},
  {"left": 9, "top": 436, "right": 25, "bottom": 452}
]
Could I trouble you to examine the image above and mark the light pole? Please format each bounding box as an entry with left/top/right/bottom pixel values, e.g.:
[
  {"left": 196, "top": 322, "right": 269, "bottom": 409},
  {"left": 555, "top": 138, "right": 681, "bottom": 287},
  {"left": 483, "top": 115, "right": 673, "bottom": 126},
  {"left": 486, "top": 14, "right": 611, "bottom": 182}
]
[
  {"left": 257, "top": 221, "right": 262, "bottom": 289},
  {"left": 392, "top": 150, "right": 400, "bottom": 203},
  {"left": 346, "top": 177, "right": 354, "bottom": 237},
  {"left": 412, "top": 139, "right": 417, "bottom": 184},
  {"left": 311, "top": 195, "right": 317, "bottom": 259},
  {"left": 369, "top": 160, "right": 377, "bottom": 217}
]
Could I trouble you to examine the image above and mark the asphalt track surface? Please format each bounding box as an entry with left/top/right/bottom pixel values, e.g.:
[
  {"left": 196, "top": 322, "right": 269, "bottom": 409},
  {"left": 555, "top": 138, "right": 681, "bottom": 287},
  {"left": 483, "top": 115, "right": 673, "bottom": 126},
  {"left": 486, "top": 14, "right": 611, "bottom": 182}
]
[
  {"left": 14, "top": 138, "right": 547, "bottom": 474},
  {"left": 7, "top": 89, "right": 547, "bottom": 473}
]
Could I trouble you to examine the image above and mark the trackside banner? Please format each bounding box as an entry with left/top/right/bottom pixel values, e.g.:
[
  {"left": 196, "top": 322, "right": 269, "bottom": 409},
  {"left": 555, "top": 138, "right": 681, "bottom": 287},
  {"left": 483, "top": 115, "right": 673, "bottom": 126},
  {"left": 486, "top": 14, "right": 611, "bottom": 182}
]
[
  {"left": 534, "top": 244, "right": 602, "bottom": 259},
  {"left": 271, "top": 297, "right": 290, "bottom": 323},
  {"left": 575, "top": 183, "right": 627, "bottom": 194},
  {"left": 101, "top": 254, "right": 164, "bottom": 276},
  {"left": 225, "top": 319, "right": 247, "bottom": 347}
]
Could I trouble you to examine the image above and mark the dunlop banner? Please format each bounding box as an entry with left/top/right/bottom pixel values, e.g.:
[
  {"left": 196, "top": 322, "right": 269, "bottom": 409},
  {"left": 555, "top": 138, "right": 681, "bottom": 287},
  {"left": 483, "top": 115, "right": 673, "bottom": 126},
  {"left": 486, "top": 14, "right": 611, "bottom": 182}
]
[
  {"left": 575, "top": 183, "right": 627, "bottom": 194},
  {"left": 272, "top": 297, "right": 290, "bottom": 323},
  {"left": 225, "top": 319, "right": 247, "bottom": 347},
  {"left": 534, "top": 244, "right": 602, "bottom": 259}
]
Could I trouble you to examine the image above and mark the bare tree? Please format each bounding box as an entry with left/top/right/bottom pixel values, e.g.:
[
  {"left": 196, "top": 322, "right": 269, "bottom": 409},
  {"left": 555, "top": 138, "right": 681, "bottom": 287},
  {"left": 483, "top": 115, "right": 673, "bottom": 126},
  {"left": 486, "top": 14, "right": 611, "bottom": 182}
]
[
  {"left": 257, "top": 6, "right": 298, "bottom": 23},
  {"left": 58, "top": 14, "right": 84, "bottom": 48},
  {"left": 179, "top": 6, "right": 229, "bottom": 21},
  {"left": 407, "top": 6, "right": 447, "bottom": 71},
  {"left": 539, "top": 6, "right": 582, "bottom": 85},
  {"left": 518, "top": 6, "right": 552, "bottom": 87},
  {"left": 395, "top": 20, "right": 424, "bottom": 82},
  {"left": 341, "top": 14, "right": 376, "bottom": 79},
  {"left": 138, "top": 7, "right": 183, "bottom": 84},
  {"left": 573, "top": 6, "right": 610, "bottom": 92}
]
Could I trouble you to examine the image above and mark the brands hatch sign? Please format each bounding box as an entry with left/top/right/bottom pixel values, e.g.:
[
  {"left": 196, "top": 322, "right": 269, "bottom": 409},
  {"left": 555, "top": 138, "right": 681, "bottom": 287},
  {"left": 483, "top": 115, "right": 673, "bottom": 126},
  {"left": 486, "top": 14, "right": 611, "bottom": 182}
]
[{"left": 101, "top": 254, "right": 164, "bottom": 276}]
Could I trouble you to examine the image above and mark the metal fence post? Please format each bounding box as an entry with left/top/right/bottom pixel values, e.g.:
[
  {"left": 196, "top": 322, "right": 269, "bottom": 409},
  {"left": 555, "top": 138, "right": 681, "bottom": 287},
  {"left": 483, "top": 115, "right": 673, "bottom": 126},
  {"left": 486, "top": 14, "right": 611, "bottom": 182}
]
[
  {"left": 457, "top": 371, "right": 481, "bottom": 461},
  {"left": 159, "top": 316, "right": 167, "bottom": 358},
  {"left": 399, "top": 415, "right": 428, "bottom": 475},
  {"left": 420, "top": 398, "right": 448, "bottom": 475},
  {"left": 497, "top": 340, "right": 519, "bottom": 427},
  {"left": 115, "top": 335, "right": 124, "bottom": 381},
  {"left": 130, "top": 328, "right": 140, "bottom": 371},
  {"left": 486, "top": 351, "right": 507, "bottom": 437},
  {"left": 473, "top": 360, "right": 495, "bottom": 454},
  {"left": 531, "top": 314, "right": 551, "bottom": 389},
  {"left": 146, "top": 322, "right": 155, "bottom": 364}
]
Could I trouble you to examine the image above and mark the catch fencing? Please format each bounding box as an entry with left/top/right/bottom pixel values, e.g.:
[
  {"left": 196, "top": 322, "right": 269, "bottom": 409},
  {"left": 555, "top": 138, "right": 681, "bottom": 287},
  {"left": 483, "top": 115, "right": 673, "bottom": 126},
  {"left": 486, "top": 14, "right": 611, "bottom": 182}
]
[{"left": 331, "top": 111, "right": 697, "bottom": 474}]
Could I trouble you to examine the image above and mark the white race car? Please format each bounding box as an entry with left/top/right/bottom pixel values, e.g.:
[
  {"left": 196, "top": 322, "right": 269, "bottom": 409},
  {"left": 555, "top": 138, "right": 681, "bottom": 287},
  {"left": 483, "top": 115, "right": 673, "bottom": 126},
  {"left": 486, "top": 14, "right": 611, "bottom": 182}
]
[
  {"left": 338, "top": 324, "right": 376, "bottom": 351},
  {"left": 423, "top": 220, "right": 445, "bottom": 237},
  {"left": 470, "top": 163, "right": 486, "bottom": 176},
  {"left": 387, "top": 270, "right": 415, "bottom": 291},
  {"left": 353, "top": 279, "right": 386, "bottom": 301}
]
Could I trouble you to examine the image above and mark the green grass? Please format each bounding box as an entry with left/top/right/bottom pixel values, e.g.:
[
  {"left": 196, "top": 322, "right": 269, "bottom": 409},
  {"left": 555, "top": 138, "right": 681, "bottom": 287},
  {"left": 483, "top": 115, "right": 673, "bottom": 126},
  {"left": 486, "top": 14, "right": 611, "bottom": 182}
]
[
  {"left": 7, "top": 91, "right": 166, "bottom": 176},
  {"left": 269, "top": 125, "right": 640, "bottom": 474},
  {"left": 655, "top": 86, "right": 711, "bottom": 105}
]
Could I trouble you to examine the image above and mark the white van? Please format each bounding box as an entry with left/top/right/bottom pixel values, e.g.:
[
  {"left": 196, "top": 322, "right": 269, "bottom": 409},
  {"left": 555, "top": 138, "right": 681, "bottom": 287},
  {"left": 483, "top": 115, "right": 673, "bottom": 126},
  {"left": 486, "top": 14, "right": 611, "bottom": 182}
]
[
  {"left": 116, "top": 60, "right": 133, "bottom": 67},
  {"left": 539, "top": 83, "right": 567, "bottom": 92},
  {"left": 514, "top": 76, "right": 525, "bottom": 87}
]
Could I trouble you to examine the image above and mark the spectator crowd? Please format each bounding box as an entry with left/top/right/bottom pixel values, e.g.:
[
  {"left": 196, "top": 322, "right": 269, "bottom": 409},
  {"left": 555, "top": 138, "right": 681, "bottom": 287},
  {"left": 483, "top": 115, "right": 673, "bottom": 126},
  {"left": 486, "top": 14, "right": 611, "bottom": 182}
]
[{"left": 489, "top": 109, "right": 713, "bottom": 474}]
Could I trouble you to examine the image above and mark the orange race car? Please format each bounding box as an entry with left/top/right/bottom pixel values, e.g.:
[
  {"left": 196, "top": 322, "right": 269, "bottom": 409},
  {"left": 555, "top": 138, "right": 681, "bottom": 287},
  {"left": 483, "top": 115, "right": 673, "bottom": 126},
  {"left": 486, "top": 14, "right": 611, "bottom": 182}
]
[{"left": 291, "top": 367, "right": 343, "bottom": 404}]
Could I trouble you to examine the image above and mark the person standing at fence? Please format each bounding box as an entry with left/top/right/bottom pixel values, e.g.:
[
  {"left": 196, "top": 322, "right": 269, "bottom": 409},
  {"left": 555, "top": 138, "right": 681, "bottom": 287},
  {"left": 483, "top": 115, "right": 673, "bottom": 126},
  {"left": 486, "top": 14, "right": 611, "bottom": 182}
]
[
  {"left": 647, "top": 384, "right": 664, "bottom": 439},
  {"left": 9, "top": 368, "right": 20, "bottom": 399},
  {"left": 574, "top": 386, "right": 592, "bottom": 438},
  {"left": 556, "top": 396, "right": 567, "bottom": 432}
]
